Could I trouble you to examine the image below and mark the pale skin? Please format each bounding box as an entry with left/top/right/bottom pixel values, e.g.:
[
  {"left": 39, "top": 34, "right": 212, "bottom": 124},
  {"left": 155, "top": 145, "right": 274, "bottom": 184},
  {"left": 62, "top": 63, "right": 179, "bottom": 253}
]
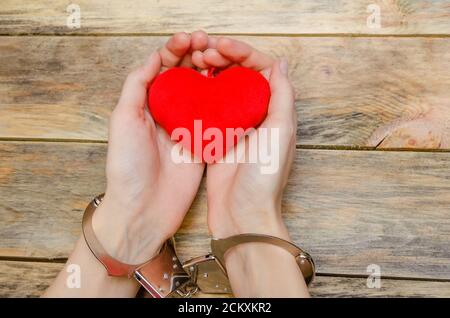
[{"left": 43, "top": 31, "right": 309, "bottom": 298}]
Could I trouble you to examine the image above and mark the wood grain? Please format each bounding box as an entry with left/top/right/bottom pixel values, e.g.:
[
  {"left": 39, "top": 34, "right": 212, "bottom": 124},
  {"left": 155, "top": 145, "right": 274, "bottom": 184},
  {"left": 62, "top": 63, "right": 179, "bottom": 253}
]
[
  {"left": 1, "top": 36, "right": 450, "bottom": 148},
  {"left": 1, "top": 0, "right": 450, "bottom": 35},
  {"left": 1, "top": 261, "right": 448, "bottom": 298},
  {"left": 1, "top": 142, "right": 449, "bottom": 279},
  {"left": 309, "top": 276, "right": 450, "bottom": 298},
  {"left": 0, "top": 261, "right": 62, "bottom": 298}
]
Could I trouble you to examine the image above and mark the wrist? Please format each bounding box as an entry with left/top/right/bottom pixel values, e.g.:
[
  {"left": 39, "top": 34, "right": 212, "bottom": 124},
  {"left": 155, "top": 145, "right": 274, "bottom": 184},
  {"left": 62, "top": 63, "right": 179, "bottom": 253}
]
[
  {"left": 92, "top": 194, "right": 166, "bottom": 264},
  {"left": 211, "top": 210, "right": 309, "bottom": 297}
]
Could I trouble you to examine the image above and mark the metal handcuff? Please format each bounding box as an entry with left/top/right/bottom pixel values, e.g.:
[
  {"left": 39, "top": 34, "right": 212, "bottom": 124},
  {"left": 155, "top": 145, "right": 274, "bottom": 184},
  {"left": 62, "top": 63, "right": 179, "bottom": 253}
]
[{"left": 82, "top": 194, "right": 315, "bottom": 298}]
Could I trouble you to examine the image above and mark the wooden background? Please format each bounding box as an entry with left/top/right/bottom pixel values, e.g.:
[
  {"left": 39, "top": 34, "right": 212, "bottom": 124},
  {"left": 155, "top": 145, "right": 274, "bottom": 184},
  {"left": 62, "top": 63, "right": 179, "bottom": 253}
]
[{"left": 1, "top": 0, "right": 450, "bottom": 297}]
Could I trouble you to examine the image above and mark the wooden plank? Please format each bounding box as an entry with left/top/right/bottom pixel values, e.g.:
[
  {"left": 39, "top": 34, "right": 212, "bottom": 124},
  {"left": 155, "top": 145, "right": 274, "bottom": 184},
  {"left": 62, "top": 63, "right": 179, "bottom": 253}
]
[
  {"left": 0, "top": 261, "right": 448, "bottom": 298},
  {"left": 0, "top": 261, "right": 62, "bottom": 298},
  {"left": 1, "top": 0, "right": 450, "bottom": 35},
  {"left": 0, "top": 142, "right": 107, "bottom": 258},
  {"left": 1, "top": 142, "right": 449, "bottom": 279},
  {"left": 310, "top": 276, "right": 450, "bottom": 298},
  {"left": 1, "top": 36, "right": 450, "bottom": 148}
]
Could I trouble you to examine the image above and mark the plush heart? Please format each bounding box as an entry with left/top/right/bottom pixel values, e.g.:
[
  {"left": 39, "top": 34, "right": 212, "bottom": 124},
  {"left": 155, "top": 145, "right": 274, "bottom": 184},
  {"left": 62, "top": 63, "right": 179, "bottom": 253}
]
[{"left": 148, "top": 67, "right": 270, "bottom": 162}]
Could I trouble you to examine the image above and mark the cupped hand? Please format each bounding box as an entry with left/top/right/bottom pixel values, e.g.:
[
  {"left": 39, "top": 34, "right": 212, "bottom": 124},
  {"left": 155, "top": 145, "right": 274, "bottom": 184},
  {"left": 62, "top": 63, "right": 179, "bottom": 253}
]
[
  {"left": 92, "top": 32, "right": 209, "bottom": 264},
  {"left": 191, "top": 37, "right": 297, "bottom": 240}
]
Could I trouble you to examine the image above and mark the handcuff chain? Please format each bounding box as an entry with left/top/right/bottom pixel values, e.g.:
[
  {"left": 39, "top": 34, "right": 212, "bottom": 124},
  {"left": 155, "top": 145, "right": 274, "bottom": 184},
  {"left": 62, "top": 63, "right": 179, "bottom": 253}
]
[{"left": 176, "top": 281, "right": 199, "bottom": 298}]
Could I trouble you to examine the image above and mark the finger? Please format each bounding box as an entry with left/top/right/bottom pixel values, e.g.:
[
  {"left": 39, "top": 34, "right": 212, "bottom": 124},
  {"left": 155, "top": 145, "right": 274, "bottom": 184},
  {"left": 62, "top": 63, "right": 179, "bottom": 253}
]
[
  {"left": 208, "top": 36, "right": 219, "bottom": 49},
  {"left": 191, "top": 30, "right": 209, "bottom": 51},
  {"left": 265, "top": 59, "right": 296, "bottom": 124},
  {"left": 216, "top": 37, "right": 274, "bottom": 71},
  {"left": 192, "top": 50, "right": 209, "bottom": 69},
  {"left": 116, "top": 52, "right": 161, "bottom": 113},
  {"left": 159, "top": 32, "right": 191, "bottom": 68},
  {"left": 203, "top": 48, "right": 232, "bottom": 68},
  {"left": 179, "top": 53, "right": 193, "bottom": 67},
  {"left": 180, "top": 30, "right": 209, "bottom": 67}
]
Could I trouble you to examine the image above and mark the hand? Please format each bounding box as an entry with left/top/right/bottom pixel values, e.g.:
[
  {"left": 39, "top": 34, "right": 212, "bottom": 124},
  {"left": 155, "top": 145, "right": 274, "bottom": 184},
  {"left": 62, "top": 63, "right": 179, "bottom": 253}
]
[
  {"left": 194, "top": 37, "right": 307, "bottom": 297},
  {"left": 193, "top": 37, "right": 297, "bottom": 240},
  {"left": 92, "top": 32, "right": 210, "bottom": 264}
]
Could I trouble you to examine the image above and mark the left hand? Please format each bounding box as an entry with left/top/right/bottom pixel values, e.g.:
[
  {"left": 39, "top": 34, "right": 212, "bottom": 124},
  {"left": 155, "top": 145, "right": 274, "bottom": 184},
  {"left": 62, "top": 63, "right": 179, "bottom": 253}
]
[
  {"left": 190, "top": 37, "right": 296, "bottom": 240},
  {"left": 92, "top": 32, "right": 209, "bottom": 264}
]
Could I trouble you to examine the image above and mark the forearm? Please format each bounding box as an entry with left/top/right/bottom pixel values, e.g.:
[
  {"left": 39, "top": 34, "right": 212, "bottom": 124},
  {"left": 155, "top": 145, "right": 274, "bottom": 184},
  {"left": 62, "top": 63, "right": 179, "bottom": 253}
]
[
  {"left": 42, "top": 237, "right": 139, "bottom": 298},
  {"left": 225, "top": 243, "right": 309, "bottom": 297},
  {"left": 43, "top": 195, "right": 163, "bottom": 298},
  {"left": 217, "top": 213, "right": 310, "bottom": 298}
]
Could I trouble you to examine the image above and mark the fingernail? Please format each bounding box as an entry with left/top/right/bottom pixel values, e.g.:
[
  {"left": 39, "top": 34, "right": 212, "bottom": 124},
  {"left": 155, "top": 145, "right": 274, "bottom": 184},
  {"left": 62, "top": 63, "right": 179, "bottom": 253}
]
[
  {"left": 280, "top": 58, "right": 288, "bottom": 76},
  {"left": 261, "top": 69, "right": 271, "bottom": 81}
]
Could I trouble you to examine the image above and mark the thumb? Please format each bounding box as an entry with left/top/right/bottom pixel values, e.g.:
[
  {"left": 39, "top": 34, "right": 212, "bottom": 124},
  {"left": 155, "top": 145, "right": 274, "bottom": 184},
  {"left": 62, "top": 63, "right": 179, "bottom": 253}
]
[
  {"left": 266, "top": 58, "right": 296, "bottom": 123},
  {"left": 116, "top": 52, "right": 162, "bottom": 113}
]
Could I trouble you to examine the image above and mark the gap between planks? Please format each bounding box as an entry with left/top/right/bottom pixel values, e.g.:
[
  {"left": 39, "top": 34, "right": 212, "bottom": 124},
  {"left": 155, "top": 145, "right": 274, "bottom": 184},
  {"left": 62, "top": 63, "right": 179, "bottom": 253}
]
[
  {"left": 1, "top": 138, "right": 450, "bottom": 153},
  {"left": 1, "top": 256, "right": 448, "bottom": 283},
  {"left": 1, "top": 33, "right": 450, "bottom": 38}
]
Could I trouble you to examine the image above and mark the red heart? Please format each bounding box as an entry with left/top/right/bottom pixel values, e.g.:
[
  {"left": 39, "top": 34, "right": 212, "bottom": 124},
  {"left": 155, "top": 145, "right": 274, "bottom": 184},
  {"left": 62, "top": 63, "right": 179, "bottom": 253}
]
[{"left": 148, "top": 66, "right": 270, "bottom": 162}]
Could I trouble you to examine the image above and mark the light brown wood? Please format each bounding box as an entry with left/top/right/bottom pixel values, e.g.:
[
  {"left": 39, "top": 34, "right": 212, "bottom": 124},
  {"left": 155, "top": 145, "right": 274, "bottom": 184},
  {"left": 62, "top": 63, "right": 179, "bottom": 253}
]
[
  {"left": 1, "top": 0, "right": 450, "bottom": 35},
  {"left": 1, "top": 142, "right": 449, "bottom": 279},
  {"left": 1, "top": 0, "right": 448, "bottom": 300},
  {"left": 0, "top": 142, "right": 107, "bottom": 258},
  {"left": 309, "top": 276, "right": 450, "bottom": 298},
  {"left": 0, "top": 261, "right": 62, "bottom": 298},
  {"left": 1, "top": 36, "right": 450, "bottom": 148},
  {"left": 1, "top": 260, "right": 448, "bottom": 298}
]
